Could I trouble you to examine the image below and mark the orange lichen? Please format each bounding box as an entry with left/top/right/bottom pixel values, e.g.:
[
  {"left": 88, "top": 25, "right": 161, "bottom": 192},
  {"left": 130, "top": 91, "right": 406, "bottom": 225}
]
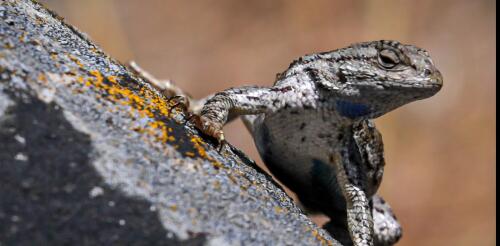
[
  {"left": 107, "top": 75, "right": 118, "bottom": 83},
  {"left": 37, "top": 73, "right": 47, "bottom": 83},
  {"left": 71, "top": 69, "right": 177, "bottom": 146},
  {"left": 50, "top": 53, "right": 58, "bottom": 60},
  {"left": 42, "top": 61, "right": 230, "bottom": 173},
  {"left": 311, "top": 230, "right": 319, "bottom": 240},
  {"left": 190, "top": 136, "right": 207, "bottom": 158},
  {"left": 19, "top": 32, "right": 26, "bottom": 42},
  {"left": 310, "top": 229, "right": 332, "bottom": 246},
  {"left": 187, "top": 135, "right": 225, "bottom": 168},
  {"left": 68, "top": 54, "right": 84, "bottom": 68},
  {"left": 212, "top": 161, "right": 223, "bottom": 169},
  {"left": 169, "top": 205, "right": 178, "bottom": 211}
]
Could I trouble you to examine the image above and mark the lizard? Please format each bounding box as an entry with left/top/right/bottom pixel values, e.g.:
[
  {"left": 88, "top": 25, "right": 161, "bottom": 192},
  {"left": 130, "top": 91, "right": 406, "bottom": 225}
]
[{"left": 128, "top": 40, "right": 443, "bottom": 246}]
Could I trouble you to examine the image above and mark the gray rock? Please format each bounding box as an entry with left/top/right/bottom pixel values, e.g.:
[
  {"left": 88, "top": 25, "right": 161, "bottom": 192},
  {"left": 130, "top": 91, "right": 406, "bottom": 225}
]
[{"left": 0, "top": 1, "right": 339, "bottom": 245}]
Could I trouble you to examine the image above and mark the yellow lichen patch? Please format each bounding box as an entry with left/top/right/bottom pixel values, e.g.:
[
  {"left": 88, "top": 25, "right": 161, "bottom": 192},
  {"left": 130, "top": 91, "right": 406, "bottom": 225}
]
[
  {"left": 279, "top": 196, "right": 288, "bottom": 204},
  {"left": 67, "top": 54, "right": 84, "bottom": 68},
  {"left": 107, "top": 75, "right": 118, "bottom": 83},
  {"left": 45, "top": 69, "right": 226, "bottom": 170},
  {"left": 190, "top": 136, "right": 207, "bottom": 158},
  {"left": 187, "top": 135, "right": 224, "bottom": 169},
  {"left": 310, "top": 229, "right": 331, "bottom": 246},
  {"left": 19, "top": 31, "right": 27, "bottom": 42},
  {"left": 311, "top": 230, "right": 319, "bottom": 240},
  {"left": 158, "top": 124, "right": 169, "bottom": 142},
  {"left": 50, "top": 53, "right": 58, "bottom": 60},
  {"left": 169, "top": 205, "right": 178, "bottom": 212},
  {"left": 37, "top": 73, "right": 47, "bottom": 84},
  {"left": 149, "top": 95, "right": 171, "bottom": 117},
  {"left": 74, "top": 70, "right": 175, "bottom": 145},
  {"left": 76, "top": 76, "right": 85, "bottom": 84},
  {"left": 212, "top": 161, "right": 223, "bottom": 169}
]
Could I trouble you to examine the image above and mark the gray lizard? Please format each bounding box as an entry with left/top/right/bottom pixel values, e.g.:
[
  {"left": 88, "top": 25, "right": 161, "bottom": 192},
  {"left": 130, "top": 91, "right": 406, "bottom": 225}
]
[{"left": 129, "top": 40, "right": 443, "bottom": 246}]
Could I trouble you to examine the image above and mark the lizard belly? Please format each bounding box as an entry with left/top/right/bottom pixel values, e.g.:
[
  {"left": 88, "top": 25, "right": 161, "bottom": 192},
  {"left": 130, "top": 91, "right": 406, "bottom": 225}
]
[{"left": 248, "top": 109, "right": 347, "bottom": 213}]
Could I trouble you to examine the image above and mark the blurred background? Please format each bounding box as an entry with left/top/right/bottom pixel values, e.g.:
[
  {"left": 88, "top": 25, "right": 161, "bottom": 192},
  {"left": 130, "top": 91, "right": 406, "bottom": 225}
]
[{"left": 39, "top": 0, "right": 495, "bottom": 245}]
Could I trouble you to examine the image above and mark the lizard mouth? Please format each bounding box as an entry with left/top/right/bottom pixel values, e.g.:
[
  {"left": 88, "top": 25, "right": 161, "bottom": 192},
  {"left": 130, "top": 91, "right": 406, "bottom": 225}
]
[
  {"left": 382, "top": 76, "right": 443, "bottom": 92},
  {"left": 418, "top": 70, "right": 443, "bottom": 90},
  {"left": 378, "top": 69, "right": 443, "bottom": 91},
  {"left": 429, "top": 71, "right": 444, "bottom": 89}
]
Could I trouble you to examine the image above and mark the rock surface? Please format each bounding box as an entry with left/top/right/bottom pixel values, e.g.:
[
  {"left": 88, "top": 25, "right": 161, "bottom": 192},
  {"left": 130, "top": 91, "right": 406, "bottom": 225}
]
[{"left": 0, "top": 1, "right": 338, "bottom": 245}]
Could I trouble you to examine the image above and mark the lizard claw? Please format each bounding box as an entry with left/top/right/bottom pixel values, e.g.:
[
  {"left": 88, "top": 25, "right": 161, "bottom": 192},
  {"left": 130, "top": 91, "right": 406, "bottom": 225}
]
[
  {"left": 189, "top": 114, "right": 226, "bottom": 151},
  {"left": 214, "top": 130, "right": 226, "bottom": 153},
  {"left": 217, "top": 140, "right": 227, "bottom": 153}
]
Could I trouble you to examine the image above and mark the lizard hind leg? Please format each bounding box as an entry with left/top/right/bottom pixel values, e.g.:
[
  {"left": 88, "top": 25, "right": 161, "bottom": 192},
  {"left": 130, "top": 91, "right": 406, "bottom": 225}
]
[
  {"left": 128, "top": 61, "right": 189, "bottom": 99},
  {"left": 127, "top": 61, "right": 206, "bottom": 114},
  {"left": 322, "top": 195, "right": 402, "bottom": 246}
]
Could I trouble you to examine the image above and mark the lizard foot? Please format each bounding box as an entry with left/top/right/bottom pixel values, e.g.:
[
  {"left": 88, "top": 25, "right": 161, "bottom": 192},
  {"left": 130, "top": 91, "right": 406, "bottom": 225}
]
[{"left": 189, "top": 114, "right": 226, "bottom": 152}]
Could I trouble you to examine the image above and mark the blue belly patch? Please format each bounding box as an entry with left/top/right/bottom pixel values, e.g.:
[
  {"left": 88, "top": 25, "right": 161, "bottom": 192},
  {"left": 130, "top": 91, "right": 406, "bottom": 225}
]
[{"left": 335, "top": 100, "right": 371, "bottom": 119}]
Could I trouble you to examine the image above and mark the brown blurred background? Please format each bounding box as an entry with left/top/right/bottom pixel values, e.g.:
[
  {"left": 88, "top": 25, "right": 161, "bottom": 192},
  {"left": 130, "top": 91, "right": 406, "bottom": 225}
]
[{"left": 39, "top": 0, "right": 496, "bottom": 245}]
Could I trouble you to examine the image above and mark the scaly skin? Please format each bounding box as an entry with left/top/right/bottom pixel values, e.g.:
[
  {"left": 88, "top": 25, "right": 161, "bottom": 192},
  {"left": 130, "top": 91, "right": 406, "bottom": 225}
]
[{"left": 131, "top": 40, "right": 443, "bottom": 246}]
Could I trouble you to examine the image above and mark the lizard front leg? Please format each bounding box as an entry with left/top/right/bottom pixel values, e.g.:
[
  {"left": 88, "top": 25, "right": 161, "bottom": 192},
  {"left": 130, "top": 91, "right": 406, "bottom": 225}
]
[
  {"left": 127, "top": 61, "right": 288, "bottom": 144},
  {"left": 352, "top": 121, "right": 401, "bottom": 246},
  {"left": 331, "top": 142, "right": 374, "bottom": 246},
  {"left": 193, "top": 86, "right": 290, "bottom": 144}
]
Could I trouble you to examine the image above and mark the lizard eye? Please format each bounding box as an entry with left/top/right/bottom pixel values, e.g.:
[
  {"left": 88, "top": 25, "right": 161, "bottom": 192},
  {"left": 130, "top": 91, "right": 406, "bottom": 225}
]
[{"left": 378, "top": 49, "right": 400, "bottom": 69}]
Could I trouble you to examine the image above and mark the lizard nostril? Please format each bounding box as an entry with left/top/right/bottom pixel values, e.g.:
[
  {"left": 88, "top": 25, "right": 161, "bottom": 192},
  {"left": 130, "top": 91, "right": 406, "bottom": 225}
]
[{"left": 423, "top": 68, "right": 432, "bottom": 77}]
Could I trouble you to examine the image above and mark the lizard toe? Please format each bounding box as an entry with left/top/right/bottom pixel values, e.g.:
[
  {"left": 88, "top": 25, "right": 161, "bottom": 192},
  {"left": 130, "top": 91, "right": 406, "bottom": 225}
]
[{"left": 190, "top": 115, "right": 226, "bottom": 146}]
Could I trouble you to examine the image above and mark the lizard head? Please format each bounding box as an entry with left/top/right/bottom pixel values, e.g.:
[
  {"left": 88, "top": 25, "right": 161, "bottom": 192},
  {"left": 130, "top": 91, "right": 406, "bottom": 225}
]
[{"left": 303, "top": 40, "right": 443, "bottom": 119}]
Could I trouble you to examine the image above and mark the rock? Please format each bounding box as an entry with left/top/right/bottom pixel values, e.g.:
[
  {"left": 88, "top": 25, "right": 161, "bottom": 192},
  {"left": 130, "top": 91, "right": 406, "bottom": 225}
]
[{"left": 0, "top": 0, "right": 338, "bottom": 245}]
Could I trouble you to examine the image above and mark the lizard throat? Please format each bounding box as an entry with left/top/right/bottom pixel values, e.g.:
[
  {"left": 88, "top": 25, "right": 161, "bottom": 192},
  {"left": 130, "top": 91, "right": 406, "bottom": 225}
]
[{"left": 335, "top": 100, "right": 372, "bottom": 119}]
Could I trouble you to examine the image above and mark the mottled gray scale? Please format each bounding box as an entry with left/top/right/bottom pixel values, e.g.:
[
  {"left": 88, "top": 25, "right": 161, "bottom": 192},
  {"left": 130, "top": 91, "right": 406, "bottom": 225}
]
[
  {"left": 252, "top": 107, "right": 344, "bottom": 189},
  {"left": 146, "top": 40, "right": 442, "bottom": 246},
  {"left": 372, "top": 195, "right": 402, "bottom": 246}
]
